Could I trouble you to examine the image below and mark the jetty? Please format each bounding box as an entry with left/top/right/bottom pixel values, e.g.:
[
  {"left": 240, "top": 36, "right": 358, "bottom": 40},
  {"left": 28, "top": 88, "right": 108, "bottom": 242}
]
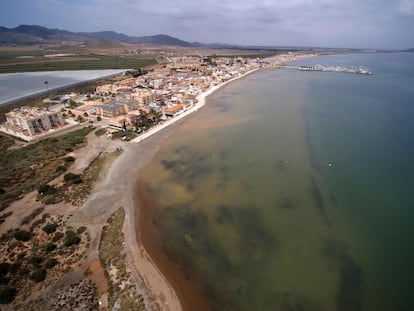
[
  {"left": 298, "top": 64, "right": 372, "bottom": 75},
  {"left": 273, "top": 64, "right": 372, "bottom": 75}
]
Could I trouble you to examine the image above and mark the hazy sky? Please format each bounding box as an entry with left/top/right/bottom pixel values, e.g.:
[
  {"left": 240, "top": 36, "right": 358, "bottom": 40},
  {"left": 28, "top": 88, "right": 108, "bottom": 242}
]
[{"left": 1, "top": 0, "right": 414, "bottom": 49}]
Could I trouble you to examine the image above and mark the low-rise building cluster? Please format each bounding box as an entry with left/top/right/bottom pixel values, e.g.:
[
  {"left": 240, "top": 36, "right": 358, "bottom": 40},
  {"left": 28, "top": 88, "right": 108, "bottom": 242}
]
[{"left": 0, "top": 52, "right": 315, "bottom": 141}]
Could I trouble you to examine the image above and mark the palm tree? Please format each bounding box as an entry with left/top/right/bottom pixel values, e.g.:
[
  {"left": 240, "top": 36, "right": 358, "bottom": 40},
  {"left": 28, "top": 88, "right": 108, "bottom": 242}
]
[{"left": 44, "top": 81, "right": 49, "bottom": 97}]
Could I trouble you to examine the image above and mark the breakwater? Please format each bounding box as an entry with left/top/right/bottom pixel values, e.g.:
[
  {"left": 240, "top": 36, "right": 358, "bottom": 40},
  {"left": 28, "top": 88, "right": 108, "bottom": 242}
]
[{"left": 298, "top": 64, "right": 372, "bottom": 74}]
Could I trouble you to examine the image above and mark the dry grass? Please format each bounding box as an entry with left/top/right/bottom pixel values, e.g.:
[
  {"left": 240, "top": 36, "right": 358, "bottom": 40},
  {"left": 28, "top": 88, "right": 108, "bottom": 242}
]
[
  {"left": 99, "top": 207, "right": 146, "bottom": 310},
  {"left": 45, "top": 149, "right": 122, "bottom": 206},
  {"left": 0, "top": 128, "right": 93, "bottom": 209}
]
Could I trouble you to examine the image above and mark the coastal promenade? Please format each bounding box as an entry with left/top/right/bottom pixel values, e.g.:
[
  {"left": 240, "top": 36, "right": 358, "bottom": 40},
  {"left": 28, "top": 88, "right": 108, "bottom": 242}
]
[{"left": 130, "top": 68, "right": 260, "bottom": 144}]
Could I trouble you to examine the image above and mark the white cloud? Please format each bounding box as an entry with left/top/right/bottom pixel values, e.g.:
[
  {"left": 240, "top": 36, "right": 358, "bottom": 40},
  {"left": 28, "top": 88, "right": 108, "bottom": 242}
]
[
  {"left": 396, "top": 0, "right": 414, "bottom": 16},
  {"left": 2, "top": 0, "right": 413, "bottom": 48}
]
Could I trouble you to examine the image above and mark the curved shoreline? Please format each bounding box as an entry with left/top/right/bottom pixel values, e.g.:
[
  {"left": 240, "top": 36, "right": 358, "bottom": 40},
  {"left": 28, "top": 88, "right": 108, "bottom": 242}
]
[
  {"left": 71, "top": 61, "right": 307, "bottom": 310},
  {"left": 134, "top": 179, "right": 211, "bottom": 311},
  {"left": 130, "top": 67, "right": 261, "bottom": 144},
  {"left": 121, "top": 59, "right": 315, "bottom": 309},
  {"left": 129, "top": 67, "right": 264, "bottom": 310}
]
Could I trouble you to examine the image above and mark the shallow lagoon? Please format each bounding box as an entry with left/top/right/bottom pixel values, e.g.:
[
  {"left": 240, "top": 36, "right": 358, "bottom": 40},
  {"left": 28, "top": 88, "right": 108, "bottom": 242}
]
[{"left": 0, "top": 69, "right": 126, "bottom": 105}]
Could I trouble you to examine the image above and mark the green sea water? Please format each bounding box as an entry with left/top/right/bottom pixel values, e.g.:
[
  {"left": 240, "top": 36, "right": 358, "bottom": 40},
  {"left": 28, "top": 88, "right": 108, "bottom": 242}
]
[{"left": 139, "top": 53, "right": 414, "bottom": 311}]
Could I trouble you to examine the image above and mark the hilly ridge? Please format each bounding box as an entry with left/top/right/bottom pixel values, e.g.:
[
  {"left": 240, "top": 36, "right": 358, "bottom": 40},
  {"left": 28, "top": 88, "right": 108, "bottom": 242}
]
[
  {"left": 0, "top": 25, "right": 194, "bottom": 46},
  {"left": 0, "top": 24, "right": 390, "bottom": 52}
]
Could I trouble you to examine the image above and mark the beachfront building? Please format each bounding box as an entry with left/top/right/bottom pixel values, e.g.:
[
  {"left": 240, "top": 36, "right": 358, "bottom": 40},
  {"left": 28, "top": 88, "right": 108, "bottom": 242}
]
[
  {"left": 165, "top": 103, "right": 185, "bottom": 117},
  {"left": 96, "top": 103, "right": 126, "bottom": 118},
  {"left": 2, "top": 106, "right": 65, "bottom": 137},
  {"left": 96, "top": 99, "right": 141, "bottom": 118}
]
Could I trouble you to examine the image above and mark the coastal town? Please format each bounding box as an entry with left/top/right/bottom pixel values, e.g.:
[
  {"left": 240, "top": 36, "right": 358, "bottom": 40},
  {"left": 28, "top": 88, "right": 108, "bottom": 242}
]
[
  {"left": 0, "top": 52, "right": 315, "bottom": 142},
  {"left": 0, "top": 51, "right": 318, "bottom": 310},
  {"left": 0, "top": 50, "right": 378, "bottom": 310},
  {"left": 1, "top": 0, "right": 412, "bottom": 307}
]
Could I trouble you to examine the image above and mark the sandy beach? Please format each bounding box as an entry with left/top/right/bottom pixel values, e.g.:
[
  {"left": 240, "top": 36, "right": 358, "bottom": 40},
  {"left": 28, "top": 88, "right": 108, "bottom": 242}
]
[
  {"left": 112, "top": 68, "right": 262, "bottom": 310},
  {"left": 130, "top": 68, "right": 260, "bottom": 144},
  {"left": 69, "top": 129, "right": 181, "bottom": 310}
]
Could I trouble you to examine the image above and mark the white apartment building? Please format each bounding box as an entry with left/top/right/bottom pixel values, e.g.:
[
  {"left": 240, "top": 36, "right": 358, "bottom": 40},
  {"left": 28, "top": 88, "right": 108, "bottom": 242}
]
[{"left": 4, "top": 107, "right": 65, "bottom": 137}]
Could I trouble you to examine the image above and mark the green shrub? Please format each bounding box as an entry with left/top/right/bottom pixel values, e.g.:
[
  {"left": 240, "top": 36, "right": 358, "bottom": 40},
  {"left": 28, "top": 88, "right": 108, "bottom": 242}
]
[
  {"left": 13, "top": 230, "right": 32, "bottom": 242},
  {"left": 95, "top": 128, "right": 106, "bottom": 136},
  {"left": 9, "top": 263, "right": 20, "bottom": 274},
  {"left": 44, "top": 242, "right": 57, "bottom": 253},
  {"left": 72, "top": 177, "right": 83, "bottom": 184},
  {"left": 19, "top": 267, "right": 29, "bottom": 276},
  {"left": 65, "top": 147, "right": 74, "bottom": 152},
  {"left": 42, "top": 223, "right": 57, "bottom": 234},
  {"left": 64, "top": 156, "right": 75, "bottom": 163},
  {"left": 64, "top": 231, "right": 81, "bottom": 247},
  {"left": 29, "top": 256, "right": 43, "bottom": 268},
  {"left": 71, "top": 137, "right": 84, "bottom": 145},
  {"left": 30, "top": 268, "right": 46, "bottom": 283},
  {"left": 56, "top": 165, "right": 67, "bottom": 173},
  {"left": 0, "top": 277, "right": 10, "bottom": 285},
  {"left": 44, "top": 258, "right": 58, "bottom": 269},
  {"left": 37, "top": 184, "right": 49, "bottom": 195},
  {"left": 37, "top": 184, "right": 57, "bottom": 196},
  {"left": 0, "top": 263, "right": 9, "bottom": 277},
  {"left": 64, "top": 173, "right": 81, "bottom": 182},
  {"left": 0, "top": 286, "right": 16, "bottom": 304}
]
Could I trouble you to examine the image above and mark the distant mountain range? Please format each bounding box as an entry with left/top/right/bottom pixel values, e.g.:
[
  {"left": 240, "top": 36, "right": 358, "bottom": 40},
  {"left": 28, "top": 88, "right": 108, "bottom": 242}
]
[
  {"left": 0, "top": 25, "right": 195, "bottom": 47},
  {"left": 1, "top": 25, "right": 404, "bottom": 52}
]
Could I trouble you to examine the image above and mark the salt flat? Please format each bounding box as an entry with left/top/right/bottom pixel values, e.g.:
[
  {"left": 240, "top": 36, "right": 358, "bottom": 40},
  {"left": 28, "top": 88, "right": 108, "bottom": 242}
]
[{"left": 0, "top": 69, "right": 127, "bottom": 106}]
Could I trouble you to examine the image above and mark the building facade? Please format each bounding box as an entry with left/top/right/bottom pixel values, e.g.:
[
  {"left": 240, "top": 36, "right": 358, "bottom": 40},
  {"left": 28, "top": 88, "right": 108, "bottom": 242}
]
[
  {"left": 96, "top": 103, "right": 127, "bottom": 117},
  {"left": 4, "top": 107, "right": 65, "bottom": 137}
]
